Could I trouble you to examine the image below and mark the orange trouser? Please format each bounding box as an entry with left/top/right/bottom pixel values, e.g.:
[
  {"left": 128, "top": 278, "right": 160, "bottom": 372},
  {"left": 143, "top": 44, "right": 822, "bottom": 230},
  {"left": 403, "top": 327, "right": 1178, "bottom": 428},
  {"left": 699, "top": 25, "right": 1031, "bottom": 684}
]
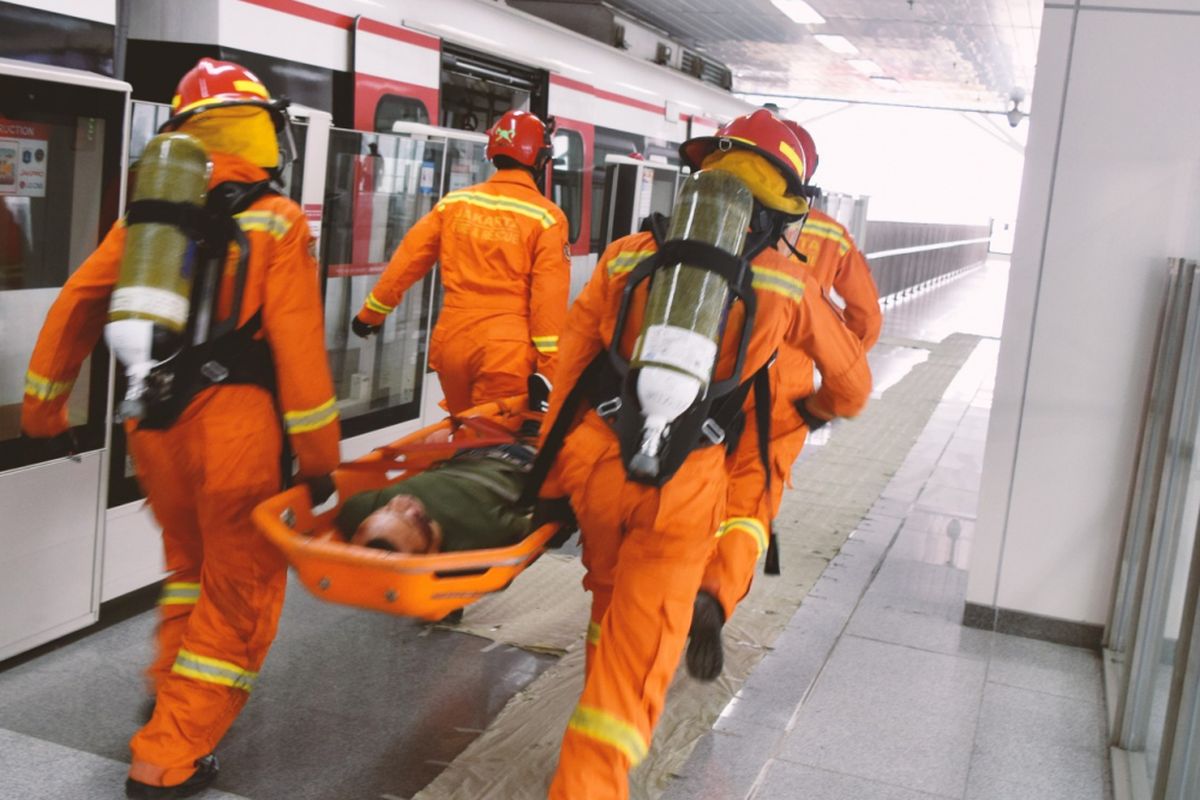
[
  {"left": 430, "top": 312, "right": 534, "bottom": 414},
  {"left": 126, "top": 387, "right": 287, "bottom": 788},
  {"left": 702, "top": 423, "right": 809, "bottom": 619},
  {"left": 549, "top": 418, "right": 727, "bottom": 800}
]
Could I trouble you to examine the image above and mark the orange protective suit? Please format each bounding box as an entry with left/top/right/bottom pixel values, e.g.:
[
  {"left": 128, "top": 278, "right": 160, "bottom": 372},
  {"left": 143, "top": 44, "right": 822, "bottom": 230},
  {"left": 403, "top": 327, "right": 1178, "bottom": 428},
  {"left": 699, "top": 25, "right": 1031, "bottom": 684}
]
[
  {"left": 356, "top": 169, "right": 571, "bottom": 413},
  {"left": 543, "top": 232, "right": 870, "bottom": 799},
  {"left": 701, "top": 208, "right": 881, "bottom": 619},
  {"left": 22, "top": 153, "right": 340, "bottom": 788}
]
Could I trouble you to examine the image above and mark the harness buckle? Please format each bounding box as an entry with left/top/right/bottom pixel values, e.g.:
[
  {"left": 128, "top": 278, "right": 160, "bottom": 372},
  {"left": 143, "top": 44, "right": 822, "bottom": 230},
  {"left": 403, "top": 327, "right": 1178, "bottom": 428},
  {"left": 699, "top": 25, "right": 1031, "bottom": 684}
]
[
  {"left": 596, "top": 397, "right": 622, "bottom": 418},
  {"left": 201, "top": 360, "right": 230, "bottom": 384},
  {"left": 701, "top": 418, "right": 726, "bottom": 446}
]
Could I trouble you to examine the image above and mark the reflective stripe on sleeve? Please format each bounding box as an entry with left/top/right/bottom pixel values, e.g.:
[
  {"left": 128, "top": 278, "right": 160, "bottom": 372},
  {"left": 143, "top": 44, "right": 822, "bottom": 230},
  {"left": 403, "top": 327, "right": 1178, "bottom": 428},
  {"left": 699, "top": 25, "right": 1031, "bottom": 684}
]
[
  {"left": 802, "top": 220, "right": 851, "bottom": 254},
  {"left": 751, "top": 266, "right": 805, "bottom": 302},
  {"left": 235, "top": 210, "right": 294, "bottom": 241},
  {"left": 586, "top": 621, "right": 602, "bottom": 646},
  {"left": 532, "top": 335, "right": 559, "bottom": 354},
  {"left": 566, "top": 705, "right": 649, "bottom": 766},
  {"left": 364, "top": 292, "right": 394, "bottom": 315},
  {"left": 284, "top": 397, "right": 339, "bottom": 434},
  {"left": 171, "top": 648, "right": 258, "bottom": 692},
  {"left": 24, "top": 371, "right": 75, "bottom": 402},
  {"left": 606, "top": 250, "right": 655, "bottom": 277},
  {"left": 159, "top": 582, "right": 201, "bottom": 606},
  {"left": 437, "top": 191, "right": 556, "bottom": 229},
  {"left": 716, "top": 517, "right": 769, "bottom": 557}
]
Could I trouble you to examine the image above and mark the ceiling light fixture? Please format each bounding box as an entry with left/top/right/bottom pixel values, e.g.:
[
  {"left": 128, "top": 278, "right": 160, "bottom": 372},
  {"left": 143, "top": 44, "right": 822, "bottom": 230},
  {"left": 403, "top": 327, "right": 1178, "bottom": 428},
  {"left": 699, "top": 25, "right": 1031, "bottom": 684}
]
[
  {"left": 769, "top": 0, "right": 826, "bottom": 25},
  {"left": 870, "top": 76, "right": 903, "bottom": 90},
  {"left": 813, "top": 34, "right": 859, "bottom": 55},
  {"left": 846, "top": 58, "right": 885, "bottom": 76}
]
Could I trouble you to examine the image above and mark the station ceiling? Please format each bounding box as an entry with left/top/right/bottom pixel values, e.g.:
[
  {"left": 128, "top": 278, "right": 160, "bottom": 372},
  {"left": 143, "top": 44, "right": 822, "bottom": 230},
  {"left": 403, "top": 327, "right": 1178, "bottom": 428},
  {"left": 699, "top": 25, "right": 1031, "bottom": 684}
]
[{"left": 602, "top": 0, "right": 1043, "bottom": 113}]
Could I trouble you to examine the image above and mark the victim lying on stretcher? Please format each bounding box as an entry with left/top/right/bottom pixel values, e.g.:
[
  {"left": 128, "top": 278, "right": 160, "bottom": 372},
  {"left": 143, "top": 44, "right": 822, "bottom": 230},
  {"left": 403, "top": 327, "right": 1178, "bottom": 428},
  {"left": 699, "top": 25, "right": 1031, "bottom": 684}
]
[{"left": 333, "top": 443, "right": 537, "bottom": 554}]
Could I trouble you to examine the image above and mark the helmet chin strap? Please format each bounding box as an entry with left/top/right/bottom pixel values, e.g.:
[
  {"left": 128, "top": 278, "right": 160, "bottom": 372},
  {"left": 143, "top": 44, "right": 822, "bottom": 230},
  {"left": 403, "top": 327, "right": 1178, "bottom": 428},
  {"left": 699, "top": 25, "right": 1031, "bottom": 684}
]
[{"left": 742, "top": 201, "right": 801, "bottom": 260}]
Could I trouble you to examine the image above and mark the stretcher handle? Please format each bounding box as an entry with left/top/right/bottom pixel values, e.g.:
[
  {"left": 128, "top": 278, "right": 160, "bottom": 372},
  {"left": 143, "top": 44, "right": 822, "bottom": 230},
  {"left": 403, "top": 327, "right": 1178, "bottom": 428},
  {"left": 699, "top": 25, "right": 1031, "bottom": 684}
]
[{"left": 337, "top": 436, "right": 517, "bottom": 472}]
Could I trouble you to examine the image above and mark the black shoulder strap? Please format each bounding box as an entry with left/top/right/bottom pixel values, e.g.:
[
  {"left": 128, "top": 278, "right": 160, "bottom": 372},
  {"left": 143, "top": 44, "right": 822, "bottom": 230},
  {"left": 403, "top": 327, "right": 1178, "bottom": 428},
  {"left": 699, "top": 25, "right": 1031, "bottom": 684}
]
[
  {"left": 754, "top": 364, "right": 781, "bottom": 576},
  {"left": 639, "top": 211, "right": 669, "bottom": 245},
  {"left": 518, "top": 353, "right": 607, "bottom": 507}
]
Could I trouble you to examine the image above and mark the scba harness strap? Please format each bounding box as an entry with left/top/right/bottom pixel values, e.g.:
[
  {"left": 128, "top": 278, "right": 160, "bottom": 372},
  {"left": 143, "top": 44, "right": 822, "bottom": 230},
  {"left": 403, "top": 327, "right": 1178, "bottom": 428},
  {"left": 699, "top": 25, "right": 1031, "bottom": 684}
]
[
  {"left": 522, "top": 238, "right": 775, "bottom": 508},
  {"left": 132, "top": 180, "right": 281, "bottom": 431}
]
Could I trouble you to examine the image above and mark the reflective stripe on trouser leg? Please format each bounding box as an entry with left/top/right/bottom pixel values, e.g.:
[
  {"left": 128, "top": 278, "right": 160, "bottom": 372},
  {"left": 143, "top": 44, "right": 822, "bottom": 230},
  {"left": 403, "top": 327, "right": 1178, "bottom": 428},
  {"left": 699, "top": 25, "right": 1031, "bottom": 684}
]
[
  {"left": 706, "top": 518, "right": 768, "bottom": 620},
  {"left": 550, "top": 448, "right": 725, "bottom": 800},
  {"left": 129, "top": 392, "right": 286, "bottom": 788}
]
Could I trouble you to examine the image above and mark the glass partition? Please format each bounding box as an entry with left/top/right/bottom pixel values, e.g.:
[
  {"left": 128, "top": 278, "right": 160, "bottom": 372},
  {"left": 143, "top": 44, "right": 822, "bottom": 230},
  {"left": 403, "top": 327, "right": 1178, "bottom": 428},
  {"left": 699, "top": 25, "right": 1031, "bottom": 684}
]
[
  {"left": 1108, "top": 259, "right": 1200, "bottom": 799},
  {"left": 0, "top": 74, "right": 126, "bottom": 472},
  {"left": 321, "top": 128, "right": 449, "bottom": 436}
]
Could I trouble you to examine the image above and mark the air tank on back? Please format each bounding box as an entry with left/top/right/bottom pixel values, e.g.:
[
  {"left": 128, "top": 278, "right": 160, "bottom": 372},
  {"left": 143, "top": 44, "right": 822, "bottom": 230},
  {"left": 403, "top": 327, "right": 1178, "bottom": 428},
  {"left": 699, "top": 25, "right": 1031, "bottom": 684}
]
[
  {"left": 628, "top": 169, "right": 755, "bottom": 478},
  {"left": 105, "top": 132, "right": 210, "bottom": 419}
]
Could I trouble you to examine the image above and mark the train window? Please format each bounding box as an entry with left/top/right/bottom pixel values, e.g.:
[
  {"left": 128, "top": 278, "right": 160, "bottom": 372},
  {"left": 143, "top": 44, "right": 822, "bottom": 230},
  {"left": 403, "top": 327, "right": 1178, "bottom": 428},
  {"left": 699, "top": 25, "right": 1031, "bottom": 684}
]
[
  {"left": 374, "top": 94, "right": 430, "bottom": 132},
  {"left": 319, "top": 128, "right": 442, "bottom": 437},
  {"left": 551, "top": 129, "right": 584, "bottom": 244}
]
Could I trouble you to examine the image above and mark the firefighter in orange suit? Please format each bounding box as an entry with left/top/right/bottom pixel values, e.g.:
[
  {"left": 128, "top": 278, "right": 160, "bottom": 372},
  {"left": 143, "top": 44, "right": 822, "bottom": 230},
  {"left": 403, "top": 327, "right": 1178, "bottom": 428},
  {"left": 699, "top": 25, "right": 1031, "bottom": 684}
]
[
  {"left": 20, "top": 59, "right": 339, "bottom": 799},
  {"left": 688, "top": 120, "right": 882, "bottom": 681},
  {"left": 541, "top": 110, "right": 871, "bottom": 799},
  {"left": 353, "top": 109, "right": 570, "bottom": 417}
]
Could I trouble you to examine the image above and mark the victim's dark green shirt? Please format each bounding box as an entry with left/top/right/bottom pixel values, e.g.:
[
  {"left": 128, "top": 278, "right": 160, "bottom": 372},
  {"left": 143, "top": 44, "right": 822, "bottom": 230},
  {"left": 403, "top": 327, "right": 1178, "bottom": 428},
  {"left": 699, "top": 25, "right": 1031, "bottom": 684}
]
[{"left": 335, "top": 445, "right": 533, "bottom": 552}]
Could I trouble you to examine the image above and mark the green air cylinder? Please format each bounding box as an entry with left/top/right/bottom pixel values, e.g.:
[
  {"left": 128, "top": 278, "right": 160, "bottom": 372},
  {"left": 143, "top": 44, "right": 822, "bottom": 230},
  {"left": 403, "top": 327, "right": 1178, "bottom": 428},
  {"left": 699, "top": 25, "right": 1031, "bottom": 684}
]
[
  {"left": 109, "top": 132, "right": 210, "bottom": 332},
  {"left": 627, "top": 169, "right": 755, "bottom": 476},
  {"left": 105, "top": 132, "right": 210, "bottom": 418}
]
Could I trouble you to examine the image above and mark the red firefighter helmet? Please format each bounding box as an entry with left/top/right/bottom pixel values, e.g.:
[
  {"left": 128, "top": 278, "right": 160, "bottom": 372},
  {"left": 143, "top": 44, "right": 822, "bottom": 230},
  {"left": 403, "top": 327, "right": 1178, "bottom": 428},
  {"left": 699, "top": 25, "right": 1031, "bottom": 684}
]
[
  {"left": 486, "top": 109, "right": 552, "bottom": 168},
  {"left": 160, "top": 58, "right": 288, "bottom": 132},
  {"left": 679, "top": 109, "right": 808, "bottom": 196},
  {"left": 781, "top": 119, "right": 819, "bottom": 183}
]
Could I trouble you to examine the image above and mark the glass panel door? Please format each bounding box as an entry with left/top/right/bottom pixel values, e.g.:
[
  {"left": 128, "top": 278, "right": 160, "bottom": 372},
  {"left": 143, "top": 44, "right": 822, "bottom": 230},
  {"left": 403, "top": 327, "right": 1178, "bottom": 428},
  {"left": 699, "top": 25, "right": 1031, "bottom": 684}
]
[{"left": 321, "top": 128, "right": 445, "bottom": 436}]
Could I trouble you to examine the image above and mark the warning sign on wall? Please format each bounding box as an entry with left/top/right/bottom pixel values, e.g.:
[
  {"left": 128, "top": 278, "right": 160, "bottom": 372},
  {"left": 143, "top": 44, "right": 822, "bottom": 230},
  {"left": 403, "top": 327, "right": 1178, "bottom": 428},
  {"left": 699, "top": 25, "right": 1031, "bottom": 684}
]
[{"left": 0, "top": 119, "right": 50, "bottom": 198}]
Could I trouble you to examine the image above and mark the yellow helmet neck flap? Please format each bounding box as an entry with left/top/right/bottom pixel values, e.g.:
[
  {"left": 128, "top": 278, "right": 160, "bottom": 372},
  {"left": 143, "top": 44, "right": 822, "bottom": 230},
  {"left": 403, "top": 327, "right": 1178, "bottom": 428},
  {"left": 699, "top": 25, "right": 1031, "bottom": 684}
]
[
  {"left": 178, "top": 107, "right": 279, "bottom": 169},
  {"left": 700, "top": 149, "right": 809, "bottom": 217}
]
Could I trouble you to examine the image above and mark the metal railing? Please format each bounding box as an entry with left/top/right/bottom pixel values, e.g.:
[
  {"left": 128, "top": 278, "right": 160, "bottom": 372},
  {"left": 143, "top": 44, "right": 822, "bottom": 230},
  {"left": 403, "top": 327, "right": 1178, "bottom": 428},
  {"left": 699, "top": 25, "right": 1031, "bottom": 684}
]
[{"left": 864, "top": 221, "right": 991, "bottom": 300}]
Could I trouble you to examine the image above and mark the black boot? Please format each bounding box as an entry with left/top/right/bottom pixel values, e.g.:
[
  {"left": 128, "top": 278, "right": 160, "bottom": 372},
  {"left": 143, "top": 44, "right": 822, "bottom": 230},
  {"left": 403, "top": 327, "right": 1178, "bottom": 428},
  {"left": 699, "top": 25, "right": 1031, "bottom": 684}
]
[
  {"left": 125, "top": 754, "right": 219, "bottom": 799},
  {"left": 686, "top": 591, "right": 725, "bottom": 682}
]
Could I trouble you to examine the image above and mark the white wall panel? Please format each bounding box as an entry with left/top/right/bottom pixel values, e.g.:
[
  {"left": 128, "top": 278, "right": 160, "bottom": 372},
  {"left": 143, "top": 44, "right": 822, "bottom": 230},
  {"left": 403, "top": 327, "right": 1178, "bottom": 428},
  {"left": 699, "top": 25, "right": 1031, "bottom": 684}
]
[
  {"left": 355, "top": 28, "right": 439, "bottom": 87},
  {"left": 1081, "top": 0, "right": 1200, "bottom": 12},
  {"left": 0, "top": 453, "right": 103, "bottom": 661},
  {"left": 127, "top": 0, "right": 218, "bottom": 43},
  {"left": 101, "top": 502, "right": 164, "bottom": 602},
  {"left": 969, "top": 6, "right": 1076, "bottom": 611},
  {"left": 972, "top": 6, "right": 1200, "bottom": 625},
  {"left": 218, "top": 0, "right": 349, "bottom": 71},
  {"left": 14, "top": 0, "right": 115, "bottom": 24}
]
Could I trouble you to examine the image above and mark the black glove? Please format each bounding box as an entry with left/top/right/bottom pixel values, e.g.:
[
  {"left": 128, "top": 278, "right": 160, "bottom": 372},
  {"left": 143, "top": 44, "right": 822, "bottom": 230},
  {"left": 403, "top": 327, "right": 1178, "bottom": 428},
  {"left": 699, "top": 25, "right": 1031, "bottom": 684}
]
[
  {"left": 18, "top": 429, "right": 80, "bottom": 461},
  {"left": 794, "top": 397, "right": 829, "bottom": 432},
  {"left": 303, "top": 474, "right": 336, "bottom": 506},
  {"left": 352, "top": 317, "right": 381, "bottom": 339},
  {"left": 517, "top": 417, "right": 541, "bottom": 442},
  {"left": 527, "top": 372, "right": 552, "bottom": 414}
]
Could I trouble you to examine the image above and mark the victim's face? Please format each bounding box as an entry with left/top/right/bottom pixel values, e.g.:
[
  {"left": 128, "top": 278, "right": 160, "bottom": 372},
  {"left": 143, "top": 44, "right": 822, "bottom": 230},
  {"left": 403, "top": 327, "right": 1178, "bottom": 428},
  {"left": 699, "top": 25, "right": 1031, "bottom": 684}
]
[{"left": 352, "top": 495, "right": 441, "bottom": 554}]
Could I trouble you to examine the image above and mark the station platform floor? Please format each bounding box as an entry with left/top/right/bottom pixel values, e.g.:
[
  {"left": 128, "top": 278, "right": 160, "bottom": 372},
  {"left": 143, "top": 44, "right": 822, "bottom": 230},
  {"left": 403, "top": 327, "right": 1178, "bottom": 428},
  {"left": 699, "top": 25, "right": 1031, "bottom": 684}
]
[{"left": 0, "top": 256, "right": 1112, "bottom": 800}]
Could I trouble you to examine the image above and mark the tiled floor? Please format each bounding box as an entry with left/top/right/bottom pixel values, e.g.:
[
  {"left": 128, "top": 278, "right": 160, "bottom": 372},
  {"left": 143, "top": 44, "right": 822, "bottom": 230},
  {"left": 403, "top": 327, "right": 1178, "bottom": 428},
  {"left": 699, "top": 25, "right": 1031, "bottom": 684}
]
[
  {"left": 0, "top": 257, "right": 1113, "bottom": 800},
  {"left": 663, "top": 260, "right": 1114, "bottom": 800}
]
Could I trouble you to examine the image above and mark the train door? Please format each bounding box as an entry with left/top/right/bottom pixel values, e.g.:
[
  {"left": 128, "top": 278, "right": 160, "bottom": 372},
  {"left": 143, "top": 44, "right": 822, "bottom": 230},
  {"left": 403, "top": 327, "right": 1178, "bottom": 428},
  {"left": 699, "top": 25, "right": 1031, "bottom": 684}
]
[
  {"left": 596, "top": 155, "right": 681, "bottom": 251},
  {"left": 318, "top": 123, "right": 491, "bottom": 459},
  {"left": 550, "top": 122, "right": 592, "bottom": 300},
  {"left": 0, "top": 60, "right": 129, "bottom": 659},
  {"left": 439, "top": 44, "right": 548, "bottom": 134}
]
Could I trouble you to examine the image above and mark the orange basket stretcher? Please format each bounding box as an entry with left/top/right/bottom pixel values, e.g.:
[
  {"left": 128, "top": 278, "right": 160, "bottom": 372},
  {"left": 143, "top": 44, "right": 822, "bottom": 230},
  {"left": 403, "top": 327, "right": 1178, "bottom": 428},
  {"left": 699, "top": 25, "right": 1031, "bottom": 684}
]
[{"left": 251, "top": 396, "right": 560, "bottom": 621}]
